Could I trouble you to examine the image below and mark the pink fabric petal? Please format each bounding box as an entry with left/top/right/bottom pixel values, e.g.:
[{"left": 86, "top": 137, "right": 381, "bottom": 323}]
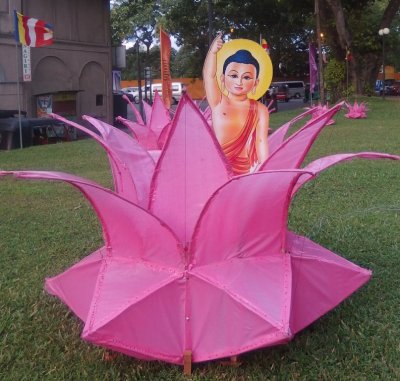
[
  {"left": 191, "top": 170, "right": 313, "bottom": 266},
  {"left": 117, "top": 93, "right": 170, "bottom": 149},
  {"left": 269, "top": 107, "right": 317, "bottom": 155},
  {"left": 149, "top": 95, "right": 231, "bottom": 243},
  {"left": 122, "top": 94, "right": 145, "bottom": 125},
  {"left": 50, "top": 114, "right": 139, "bottom": 203},
  {"left": 82, "top": 257, "right": 185, "bottom": 364},
  {"left": 292, "top": 152, "right": 400, "bottom": 196},
  {"left": 52, "top": 114, "right": 155, "bottom": 207},
  {"left": 148, "top": 149, "right": 162, "bottom": 163},
  {"left": 187, "top": 255, "right": 293, "bottom": 362},
  {"left": 309, "top": 105, "right": 336, "bottom": 125},
  {"left": 143, "top": 99, "right": 152, "bottom": 125},
  {"left": 114, "top": 116, "right": 158, "bottom": 150},
  {"left": 157, "top": 122, "right": 172, "bottom": 148},
  {"left": 260, "top": 102, "right": 343, "bottom": 171},
  {"left": 11, "top": 171, "right": 182, "bottom": 267},
  {"left": 149, "top": 92, "right": 171, "bottom": 139},
  {"left": 286, "top": 232, "right": 371, "bottom": 333},
  {"left": 45, "top": 247, "right": 105, "bottom": 321}
]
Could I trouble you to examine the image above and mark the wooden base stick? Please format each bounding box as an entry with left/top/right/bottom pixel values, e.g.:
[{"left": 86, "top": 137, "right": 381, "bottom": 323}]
[{"left": 183, "top": 350, "right": 192, "bottom": 375}]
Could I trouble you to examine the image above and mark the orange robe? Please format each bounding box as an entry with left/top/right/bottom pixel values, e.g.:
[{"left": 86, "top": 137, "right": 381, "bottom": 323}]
[{"left": 221, "top": 99, "right": 259, "bottom": 175}]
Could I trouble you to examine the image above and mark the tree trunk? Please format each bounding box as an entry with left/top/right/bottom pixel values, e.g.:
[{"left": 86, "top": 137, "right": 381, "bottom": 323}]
[
  {"left": 325, "top": 0, "right": 362, "bottom": 93},
  {"left": 325, "top": 0, "right": 352, "bottom": 49},
  {"left": 380, "top": 0, "right": 400, "bottom": 28}
]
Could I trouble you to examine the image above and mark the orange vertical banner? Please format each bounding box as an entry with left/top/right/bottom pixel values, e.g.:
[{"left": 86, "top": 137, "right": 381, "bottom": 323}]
[{"left": 160, "top": 27, "right": 172, "bottom": 109}]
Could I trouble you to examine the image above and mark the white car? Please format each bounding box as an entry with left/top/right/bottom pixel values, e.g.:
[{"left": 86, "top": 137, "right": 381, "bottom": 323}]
[
  {"left": 150, "top": 82, "right": 184, "bottom": 104},
  {"left": 121, "top": 87, "right": 139, "bottom": 103}
]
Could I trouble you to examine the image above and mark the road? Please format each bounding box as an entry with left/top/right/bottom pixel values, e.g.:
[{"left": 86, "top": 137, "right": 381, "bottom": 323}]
[{"left": 274, "top": 98, "right": 308, "bottom": 112}]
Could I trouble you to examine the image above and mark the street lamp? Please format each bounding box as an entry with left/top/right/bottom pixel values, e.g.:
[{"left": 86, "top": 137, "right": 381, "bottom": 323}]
[
  {"left": 378, "top": 27, "right": 390, "bottom": 99},
  {"left": 134, "top": 40, "right": 144, "bottom": 119}
]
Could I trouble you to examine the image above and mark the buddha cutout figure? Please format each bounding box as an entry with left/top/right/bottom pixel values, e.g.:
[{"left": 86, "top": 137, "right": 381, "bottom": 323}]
[{"left": 203, "top": 33, "right": 273, "bottom": 175}]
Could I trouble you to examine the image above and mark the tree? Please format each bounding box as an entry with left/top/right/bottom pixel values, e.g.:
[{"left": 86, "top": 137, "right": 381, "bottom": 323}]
[
  {"left": 112, "top": 0, "right": 315, "bottom": 79},
  {"left": 171, "top": 45, "right": 204, "bottom": 77},
  {"left": 111, "top": 0, "right": 400, "bottom": 94},
  {"left": 123, "top": 45, "right": 182, "bottom": 81},
  {"left": 111, "top": 0, "right": 162, "bottom": 79},
  {"left": 324, "top": 0, "right": 400, "bottom": 93},
  {"left": 111, "top": 0, "right": 160, "bottom": 47},
  {"left": 162, "top": 0, "right": 315, "bottom": 78}
]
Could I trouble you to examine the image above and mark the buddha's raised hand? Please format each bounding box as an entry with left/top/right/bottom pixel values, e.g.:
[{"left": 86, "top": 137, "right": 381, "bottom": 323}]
[{"left": 210, "top": 33, "right": 223, "bottom": 54}]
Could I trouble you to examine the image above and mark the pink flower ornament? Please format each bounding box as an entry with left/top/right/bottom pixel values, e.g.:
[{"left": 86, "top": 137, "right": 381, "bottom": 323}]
[
  {"left": 345, "top": 100, "right": 368, "bottom": 119},
  {"left": 1, "top": 95, "right": 398, "bottom": 365}
]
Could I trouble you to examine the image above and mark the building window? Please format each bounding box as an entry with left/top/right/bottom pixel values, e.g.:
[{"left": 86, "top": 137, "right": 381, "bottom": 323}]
[{"left": 96, "top": 94, "right": 103, "bottom": 106}]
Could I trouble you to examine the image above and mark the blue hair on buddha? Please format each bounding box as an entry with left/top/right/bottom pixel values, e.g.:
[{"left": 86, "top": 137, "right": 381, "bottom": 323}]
[{"left": 223, "top": 50, "right": 260, "bottom": 77}]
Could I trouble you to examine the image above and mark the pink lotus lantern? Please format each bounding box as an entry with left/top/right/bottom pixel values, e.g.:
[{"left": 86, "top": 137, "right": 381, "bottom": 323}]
[
  {"left": 1, "top": 95, "right": 398, "bottom": 368},
  {"left": 345, "top": 100, "right": 368, "bottom": 119}
]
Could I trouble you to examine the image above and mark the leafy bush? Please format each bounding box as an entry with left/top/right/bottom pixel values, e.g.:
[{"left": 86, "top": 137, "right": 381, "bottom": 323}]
[
  {"left": 324, "top": 59, "right": 346, "bottom": 102},
  {"left": 343, "top": 84, "right": 355, "bottom": 99}
]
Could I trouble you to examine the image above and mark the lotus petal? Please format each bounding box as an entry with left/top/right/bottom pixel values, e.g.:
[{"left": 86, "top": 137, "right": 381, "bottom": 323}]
[
  {"left": 191, "top": 170, "right": 312, "bottom": 265},
  {"left": 51, "top": 114, "right": 155, "bottom": 207},
  {"left": 268, "top": 106, "right": 318, "bottom": 154},
  {"left": 149, "top": 96, "right": 231, "bottom": 242},
  {"left": 292, "top": 152, "right": 400, "bottom": 195},
  {"left": 261, "top": 102, "right": 343, "bottom": 171},
  {"left": 115, "top": 116, "right": 159, "bottom": 150},
  {"left": 122, "top": 94, "right": 145, "bottom": 124}
]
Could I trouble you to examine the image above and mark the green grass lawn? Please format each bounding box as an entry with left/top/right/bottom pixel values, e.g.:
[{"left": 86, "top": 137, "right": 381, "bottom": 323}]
[{"left": 0, "top": 97, "right": 399, "bottom": 380}]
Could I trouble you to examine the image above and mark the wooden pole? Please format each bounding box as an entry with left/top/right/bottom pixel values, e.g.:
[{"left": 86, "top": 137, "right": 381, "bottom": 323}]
[
  {"left": 346, "top": 47, "right": 349, "bottom": 100},
  {"left": 15, "top": 42, "right": 23, "bottom": 149},
  {"left": 382, "top": 35, "right": 386, "bottom": 100}
]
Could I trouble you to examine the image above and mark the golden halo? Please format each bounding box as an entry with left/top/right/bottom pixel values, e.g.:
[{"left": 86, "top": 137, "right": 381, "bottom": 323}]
[{"left": 216, "top": 38, "right": 273, "bottom": 100}]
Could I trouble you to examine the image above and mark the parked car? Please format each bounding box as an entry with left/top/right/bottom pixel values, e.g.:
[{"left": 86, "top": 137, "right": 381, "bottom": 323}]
[
  {"left": 150, "top": 82, "right": 184, "bottom": 104},
  {"left": 121, "top": 87, "right": 139, "bottom": 103},
  {"left": 273, "top": 81, "right": 305, "bottom": 99},
  {"left": 272, "top": 83, "right": 290, "bottom": 102},
  {"left": 392, "top": 82, "right": 400, "bottom": 95},
  {"left": 375, "top": 80, "right": 400, "bottom": 96}
]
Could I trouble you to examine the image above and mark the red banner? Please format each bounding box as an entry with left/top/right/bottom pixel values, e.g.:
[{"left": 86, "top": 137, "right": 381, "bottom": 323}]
[{"left": 160, "top": 27, "right": 172, "bottom": 109}]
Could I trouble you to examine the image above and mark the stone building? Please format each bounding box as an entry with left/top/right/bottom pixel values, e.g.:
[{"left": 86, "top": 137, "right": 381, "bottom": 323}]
[{"left": 0, "top": 0, "right": 113, "bottom": 123}]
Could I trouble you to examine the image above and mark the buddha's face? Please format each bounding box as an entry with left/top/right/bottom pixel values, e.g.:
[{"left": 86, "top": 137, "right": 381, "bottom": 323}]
[{"left": 221, "top": 62, "right": 259, "bottom": 96}]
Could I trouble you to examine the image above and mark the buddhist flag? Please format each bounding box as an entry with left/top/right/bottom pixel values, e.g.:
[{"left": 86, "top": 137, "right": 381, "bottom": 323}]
[
  {"left": 14, "top": 11, "right": 54, "bottom": 47},
  {"left": 261, "top": 38, "right": 269, "bottom": 54},
  {"left": 160, "top": 27, "right": 172, "bottom": 109}
]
